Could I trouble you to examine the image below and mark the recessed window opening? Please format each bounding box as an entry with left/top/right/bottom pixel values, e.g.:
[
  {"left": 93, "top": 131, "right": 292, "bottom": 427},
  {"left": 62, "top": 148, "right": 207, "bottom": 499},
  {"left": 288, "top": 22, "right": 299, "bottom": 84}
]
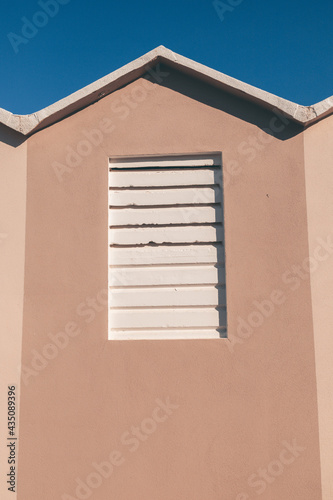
[{"left": 108, "top": 154, "right": 226, "bottom": 340}]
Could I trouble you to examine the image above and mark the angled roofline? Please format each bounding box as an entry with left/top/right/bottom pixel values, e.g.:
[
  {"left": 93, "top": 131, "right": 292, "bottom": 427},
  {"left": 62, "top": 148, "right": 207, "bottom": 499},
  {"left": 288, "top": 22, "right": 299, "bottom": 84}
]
[{"left": 1, "top": 45, "right": 333, "bottom": 136}]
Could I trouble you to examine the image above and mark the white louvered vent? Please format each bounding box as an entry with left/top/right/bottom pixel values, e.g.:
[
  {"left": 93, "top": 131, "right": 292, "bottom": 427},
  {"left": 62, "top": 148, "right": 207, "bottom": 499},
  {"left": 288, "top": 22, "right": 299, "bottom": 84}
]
[{"left": 108, "top": 154, "right": 226, "bottom": 340}]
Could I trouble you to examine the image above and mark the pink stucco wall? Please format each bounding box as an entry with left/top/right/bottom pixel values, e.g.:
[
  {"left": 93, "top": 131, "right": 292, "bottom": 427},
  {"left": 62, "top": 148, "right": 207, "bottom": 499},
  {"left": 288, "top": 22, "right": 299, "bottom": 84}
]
[
  {"left": 12, "top": 69, "right": 324, "bottom": 499},
  {"left": 304, "top": 115, "right": 333, "bottom": 500},
  {"left": 0, "top": 127, "right": 26, "bottom": 500}
]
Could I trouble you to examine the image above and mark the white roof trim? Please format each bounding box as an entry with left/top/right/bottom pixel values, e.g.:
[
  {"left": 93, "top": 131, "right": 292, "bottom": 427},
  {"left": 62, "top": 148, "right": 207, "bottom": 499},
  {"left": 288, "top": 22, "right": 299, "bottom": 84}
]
[{"left": 1, "top": 45, "right": 332, "bottom": 136}]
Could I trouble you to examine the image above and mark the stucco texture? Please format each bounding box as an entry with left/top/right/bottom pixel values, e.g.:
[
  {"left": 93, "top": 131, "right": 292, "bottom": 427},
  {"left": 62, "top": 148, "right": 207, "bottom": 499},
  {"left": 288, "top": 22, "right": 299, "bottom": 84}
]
[{"left": 17, "top": 68, "right": 322, "bottom": 499}]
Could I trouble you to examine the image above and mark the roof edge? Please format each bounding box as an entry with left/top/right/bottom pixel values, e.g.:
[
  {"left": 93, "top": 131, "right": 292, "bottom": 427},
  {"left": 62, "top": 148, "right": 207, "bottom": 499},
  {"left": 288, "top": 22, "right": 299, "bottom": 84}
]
[{"left": 1, "top": 45, "right": 332, "bottom": 136}]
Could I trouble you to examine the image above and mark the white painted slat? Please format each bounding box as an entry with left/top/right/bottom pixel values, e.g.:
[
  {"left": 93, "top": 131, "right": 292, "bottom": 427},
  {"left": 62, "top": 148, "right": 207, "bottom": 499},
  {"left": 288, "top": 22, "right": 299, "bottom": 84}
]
[
  {"left": 109, "top": 155, "right": 220, "bottom": 168},
  {"left": 109, "top": 186, "right": 222, "bottom": 206},
  {"left": 109, "top": 308, "right": 226, "bottom": 329},
  {"left": 109, "top": 286, "right": 226, "bottom": 307},
  {"left": 109, "top": 206, "right": 222, "bottom": 226},
  {"left": 108, "top": 244, "right": 224, "bottom": 265},
  {"left": 108, "top": 265, "right": 225, "bottom": 287},
  {"left": 109, "top": 169, "right": 218, "bottom": 187},
  {"left": 109, "top": 224, "right": 223, "bottom": 245},
  {"left": 110, "top": 330, "right": 225, "bottom": 340}
]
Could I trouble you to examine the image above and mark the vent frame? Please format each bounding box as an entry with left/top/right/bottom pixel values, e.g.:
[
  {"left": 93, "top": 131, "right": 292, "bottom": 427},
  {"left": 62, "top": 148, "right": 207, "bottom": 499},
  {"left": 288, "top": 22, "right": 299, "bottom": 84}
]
[{"left": 108, "top": 153, "right": 227, "bottom": 340}]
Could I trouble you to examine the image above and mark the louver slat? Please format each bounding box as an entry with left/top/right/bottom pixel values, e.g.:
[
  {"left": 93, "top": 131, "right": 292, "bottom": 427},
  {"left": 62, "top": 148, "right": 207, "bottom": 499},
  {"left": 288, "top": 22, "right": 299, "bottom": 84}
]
[
  {"left": 109, "top": 286, "right": 226, "bottom": 308},
  {"left": 109, "top": 186, "right": 222, "bottom": 206},
  {"left": 109, "top": 244, "right": 224, "bottom": 265},
  {"left": 109, "top": 308, "right": 226, "bottom": 329},
  {"left": 109, "top": 225, "right": 223, "bottom": 245},
  {"left": 108, "top": 265, "right": 225, "bottom": 287},
  {"left": 109, "top": 168, "right": 218, "bottom": 187},
  {"left": 109, "top": 206, "right": 222, "bottom": 226}
]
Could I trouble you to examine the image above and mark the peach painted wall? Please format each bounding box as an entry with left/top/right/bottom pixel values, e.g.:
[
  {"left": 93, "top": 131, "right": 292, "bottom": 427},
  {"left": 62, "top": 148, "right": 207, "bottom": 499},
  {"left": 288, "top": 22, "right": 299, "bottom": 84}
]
[
  {"left": 17, "top": 69, "right": 322, "bottom": 499},
  {"left": 0, "top": 127, "right": 27, "bottom": 500},
  {"left": 304, "top": 115, "right": 333, "bottom": 500}
]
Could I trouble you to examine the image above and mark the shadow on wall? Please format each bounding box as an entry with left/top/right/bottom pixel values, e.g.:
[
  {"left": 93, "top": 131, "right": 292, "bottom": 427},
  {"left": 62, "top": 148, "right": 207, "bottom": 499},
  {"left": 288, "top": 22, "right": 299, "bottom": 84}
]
[
  {"left": 156, "top": 64, "right": 303, "bottom": 141},
  {"left": 0, "top": 123, "right": 26, "bottom": 148},
  {"left": 0, "top": 64, "right": 303, "bottom": 147}
]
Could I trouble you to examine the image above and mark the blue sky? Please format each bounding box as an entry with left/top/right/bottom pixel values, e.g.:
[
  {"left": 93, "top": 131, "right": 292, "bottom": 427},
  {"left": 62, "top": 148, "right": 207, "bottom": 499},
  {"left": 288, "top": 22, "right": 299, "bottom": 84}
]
[{"left": 0, "top": 0, "right": 332, "bottom": 114}]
